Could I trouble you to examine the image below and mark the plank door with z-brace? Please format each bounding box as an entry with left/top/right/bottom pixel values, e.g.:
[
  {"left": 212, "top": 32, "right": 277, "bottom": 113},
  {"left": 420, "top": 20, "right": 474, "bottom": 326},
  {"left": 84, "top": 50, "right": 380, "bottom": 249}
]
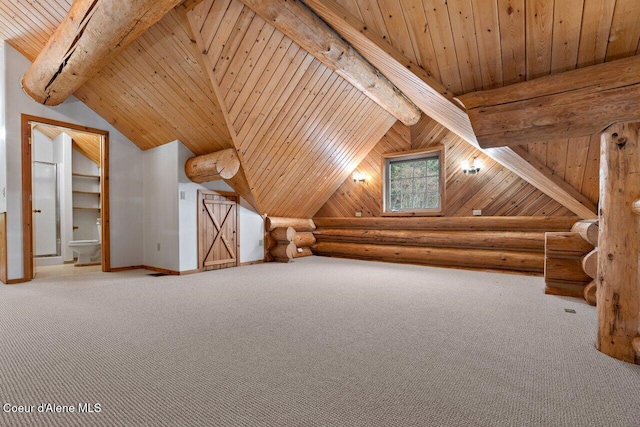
[{"left": 198, "top": 190, "right": 238, "bottom": 271}]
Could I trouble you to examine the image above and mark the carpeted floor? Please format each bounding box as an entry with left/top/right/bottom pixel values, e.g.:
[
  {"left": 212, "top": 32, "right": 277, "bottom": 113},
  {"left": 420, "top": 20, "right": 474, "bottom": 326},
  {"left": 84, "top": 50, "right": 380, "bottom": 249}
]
[{"left": 0, "top": 256, "right": 638, "bottom": 426}]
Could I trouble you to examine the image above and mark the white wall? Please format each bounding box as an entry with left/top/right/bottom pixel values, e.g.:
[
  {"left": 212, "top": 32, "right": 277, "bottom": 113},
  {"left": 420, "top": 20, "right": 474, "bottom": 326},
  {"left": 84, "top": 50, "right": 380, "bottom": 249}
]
[
  {"left": 0, "top": 41, "right": 6, "bottom": 214},
  {"left": 143, "top": 142, "right": 179, "bottom": 271},
  {"left": 54, "top": 134, "right": 73, "bottom": 261},
  {"left": 2, "top": 42, "right": 144, "bottom": 279},
  {"left": 145, "top": 140, "right": 264, "bottom": 272},
  {"left": 33, "top": 129, "right": 53, "bottom": 162}
]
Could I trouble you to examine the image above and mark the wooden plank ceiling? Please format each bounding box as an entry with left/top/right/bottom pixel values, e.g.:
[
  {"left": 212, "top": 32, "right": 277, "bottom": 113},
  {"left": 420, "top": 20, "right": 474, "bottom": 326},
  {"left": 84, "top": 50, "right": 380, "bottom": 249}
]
[
  {"left": 187, "top": 0, "right": 397, "bottom": 217},
  {"left": 3, "top": 0, "right": 639, "bottom": 216},
  {"left": 34, "top": 124, "right": 101, "bottom": 166},
  {"left": 316, "top": 117, "right": 576, "bottom": 218},
  {"left": 0, "top": 1, "right": 232, "bottom": 154},
  {"left": 327, "top": 0, "right": 639, "bottom": 210}
]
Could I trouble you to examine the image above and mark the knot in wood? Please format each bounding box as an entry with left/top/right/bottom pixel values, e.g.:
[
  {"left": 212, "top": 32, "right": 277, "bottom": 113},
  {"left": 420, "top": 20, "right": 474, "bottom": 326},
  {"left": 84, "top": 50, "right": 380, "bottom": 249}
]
[
  {"left": 616, "top": 137, "right": 627, "bottom": 148},
  {"left": 607, "top": 253, "right": 614, "bottom": 260}
]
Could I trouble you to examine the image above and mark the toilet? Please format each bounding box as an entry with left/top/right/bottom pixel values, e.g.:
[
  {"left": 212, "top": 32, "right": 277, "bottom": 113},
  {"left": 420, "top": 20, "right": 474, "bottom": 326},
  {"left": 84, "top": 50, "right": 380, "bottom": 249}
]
[{"left": 68, "top": 219, "right": 101, "bottom": 266}]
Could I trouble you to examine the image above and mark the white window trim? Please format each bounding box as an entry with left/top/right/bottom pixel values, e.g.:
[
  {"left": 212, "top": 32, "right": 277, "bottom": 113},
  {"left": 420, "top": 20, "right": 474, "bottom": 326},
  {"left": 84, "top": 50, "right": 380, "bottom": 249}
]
[{"left": 381, "top": 145, "right": 446, "bottom": 216}]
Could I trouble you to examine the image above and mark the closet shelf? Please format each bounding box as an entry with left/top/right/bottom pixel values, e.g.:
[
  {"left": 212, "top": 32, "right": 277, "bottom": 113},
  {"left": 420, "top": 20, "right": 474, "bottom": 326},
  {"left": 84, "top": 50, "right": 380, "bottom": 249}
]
[
  {"left": 73, "top": 190, "right": 100, "bottom": 195},
  {"left": 72, "top": 173, "right": 100, "bottom": 179}
]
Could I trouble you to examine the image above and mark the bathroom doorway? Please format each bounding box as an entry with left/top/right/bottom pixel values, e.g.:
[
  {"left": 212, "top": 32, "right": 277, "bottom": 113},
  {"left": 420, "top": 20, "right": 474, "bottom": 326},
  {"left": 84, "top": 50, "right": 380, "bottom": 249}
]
[{"left": 21, "top": 115, "right": 110, "bottom": 280}]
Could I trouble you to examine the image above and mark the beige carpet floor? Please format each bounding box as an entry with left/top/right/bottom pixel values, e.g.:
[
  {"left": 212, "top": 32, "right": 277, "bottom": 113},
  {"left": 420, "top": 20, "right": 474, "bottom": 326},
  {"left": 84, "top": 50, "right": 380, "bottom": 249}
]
[{"left": 0, "top": 256, "right": 639, "bottom": 426}]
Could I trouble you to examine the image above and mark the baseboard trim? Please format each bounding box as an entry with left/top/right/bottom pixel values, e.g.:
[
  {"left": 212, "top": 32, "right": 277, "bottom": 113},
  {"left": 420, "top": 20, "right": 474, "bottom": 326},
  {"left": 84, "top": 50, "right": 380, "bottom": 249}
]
[
  {"left": 109, "top": 265, "right": 144, "bottom": 273},
  {"left": 240, "top": 260, "right": 265, "bottom": 267},
  {"left": 5, "top": 278, "right": 28, "bottom": 285},
  {"left": 178, "top": 269, "right": 199, "bottom": 275},
  {"left": 143, "top": 265, "right": 180, "bottom": 276}
]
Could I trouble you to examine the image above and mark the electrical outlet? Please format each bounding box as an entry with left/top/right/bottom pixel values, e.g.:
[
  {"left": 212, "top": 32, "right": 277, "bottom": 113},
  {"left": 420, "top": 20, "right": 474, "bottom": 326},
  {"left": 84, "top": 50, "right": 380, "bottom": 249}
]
[
  {"left": 157, "top": 243, "right": 160, "bottom": 251},
  {"left": 472, "top": 209, "right": 482, "bottom": 216},
  {"left": 258, "top": 239, "right": 263, "bottom": 246},
  {"left": 179, "top": 190, "right": 186, "bottom": 200},
  {"left": 297, "top": 247, "right": 303, "bottom": 253},
  {"left": 355, "top": 211, "right": 362, "bottom": 217}
]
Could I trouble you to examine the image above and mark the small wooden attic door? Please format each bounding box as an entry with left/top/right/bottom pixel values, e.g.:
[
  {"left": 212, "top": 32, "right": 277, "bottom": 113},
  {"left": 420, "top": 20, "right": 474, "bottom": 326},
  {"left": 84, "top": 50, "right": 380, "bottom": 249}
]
[{"left": 198, "top": 190, "right": 239, "bottom": 271}]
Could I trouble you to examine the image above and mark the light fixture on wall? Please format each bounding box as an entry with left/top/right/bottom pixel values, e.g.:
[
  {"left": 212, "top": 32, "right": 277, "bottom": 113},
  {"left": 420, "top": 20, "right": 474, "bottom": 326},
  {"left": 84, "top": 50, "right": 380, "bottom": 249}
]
[
  {"left": 353, "top": 171, "right": 367, "bottom": 183},
  {"left": 461, "top": 157, "right": 483, "bottom": 175}
]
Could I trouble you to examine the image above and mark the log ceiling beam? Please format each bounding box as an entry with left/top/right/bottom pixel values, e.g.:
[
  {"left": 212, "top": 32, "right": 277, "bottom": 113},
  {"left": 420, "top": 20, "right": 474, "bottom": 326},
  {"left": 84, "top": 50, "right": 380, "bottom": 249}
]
[
  {"left": 302, "top": 0, "right": 476, "bottom": 145},
  {"left": 22, "top": 0, "right": 183, "bottom": 106},
  {"left": 457, "top": 55, "right": 640, "bottom": 148},
  {"left": 236, "top": 0, "right": 421, "bottom": 126},
  {"left": 303, "top": 0, "right": 596, "bottom": 219}
]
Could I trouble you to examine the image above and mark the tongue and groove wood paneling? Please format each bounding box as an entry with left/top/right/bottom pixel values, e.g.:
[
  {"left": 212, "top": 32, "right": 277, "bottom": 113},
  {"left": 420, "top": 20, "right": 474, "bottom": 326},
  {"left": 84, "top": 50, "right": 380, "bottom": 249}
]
[
  {"left": 316, "top": 119, "right": 576, "bottom": 218},
  {"left": 0, "top": 3, "right": 233, "bottom": 156},
  {"left": 189, "top": 0, "right": 396, "bottom": 218}
]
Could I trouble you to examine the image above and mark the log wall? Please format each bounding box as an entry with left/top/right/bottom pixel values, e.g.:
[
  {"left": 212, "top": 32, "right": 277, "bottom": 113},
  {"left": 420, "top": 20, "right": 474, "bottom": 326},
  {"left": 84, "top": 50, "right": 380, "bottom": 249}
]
[
  {"left": 312, "top": 216, "right": 577, "bottom": 274},
  {"left": 544, "top": 231, "right": 594, "bottom": 297}
]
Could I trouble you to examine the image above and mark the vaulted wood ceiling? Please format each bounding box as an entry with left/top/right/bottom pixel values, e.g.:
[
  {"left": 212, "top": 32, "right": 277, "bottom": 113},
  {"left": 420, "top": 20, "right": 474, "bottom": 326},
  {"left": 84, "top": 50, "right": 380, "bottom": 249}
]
[
  {"left": 2, "top": 0, "right": 639, "bottom": 216},
  {"left": 34, "top": 124, "right": 102, "bottom": 166},
  {"left": 187, "top": 0, "right": 396, "bottom": 217}
]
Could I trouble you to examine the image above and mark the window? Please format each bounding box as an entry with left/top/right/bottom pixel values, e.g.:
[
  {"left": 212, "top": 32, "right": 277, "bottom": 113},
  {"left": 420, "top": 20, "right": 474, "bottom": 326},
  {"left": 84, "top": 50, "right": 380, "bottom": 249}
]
[{"left": 382, "top": 146, "right": 445, "bottom": 215}]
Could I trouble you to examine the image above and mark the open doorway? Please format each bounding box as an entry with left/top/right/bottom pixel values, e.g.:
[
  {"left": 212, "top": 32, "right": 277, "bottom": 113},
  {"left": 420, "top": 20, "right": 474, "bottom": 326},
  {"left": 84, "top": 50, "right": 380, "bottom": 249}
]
[{"left": 21, "top": 115, "right": 110, "bottom": 280}]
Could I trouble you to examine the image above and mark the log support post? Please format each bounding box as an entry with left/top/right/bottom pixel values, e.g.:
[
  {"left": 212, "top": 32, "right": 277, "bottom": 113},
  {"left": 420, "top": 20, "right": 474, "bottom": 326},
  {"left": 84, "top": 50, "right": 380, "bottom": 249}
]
[{"left": 597, "top": 122, "right": 640, "bottom": 364}]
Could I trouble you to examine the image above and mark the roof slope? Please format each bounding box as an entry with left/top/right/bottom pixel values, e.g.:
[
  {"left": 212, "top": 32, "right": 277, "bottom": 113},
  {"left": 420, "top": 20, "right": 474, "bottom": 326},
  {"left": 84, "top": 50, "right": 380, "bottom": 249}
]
[{"left": 187, "top": 0, "right": 397, "bottom": 217}]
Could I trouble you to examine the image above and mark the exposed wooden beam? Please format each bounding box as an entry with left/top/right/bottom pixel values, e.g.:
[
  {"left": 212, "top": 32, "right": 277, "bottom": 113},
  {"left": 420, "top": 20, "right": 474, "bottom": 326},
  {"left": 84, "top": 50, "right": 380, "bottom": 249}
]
[
  {"left": 22, "top": 0, "right": 183, "bottom": 106},
  {"left": 303, "top": 0, "right": 597, "bottom": 219},
  {"left": 457, "top": 55, "right": 640, "bottom": 148},
  {"left": 236, "top": 0, "right": 421, "bottom": 126},
  {"left": 176, "top": 0, "right": 204, "bottom": 12},
  {"left": 185, "top": 148, "right": 241, "bottom": 183},
  {"left": 302, "top": 0, "right": 476, "bottom": 145}
]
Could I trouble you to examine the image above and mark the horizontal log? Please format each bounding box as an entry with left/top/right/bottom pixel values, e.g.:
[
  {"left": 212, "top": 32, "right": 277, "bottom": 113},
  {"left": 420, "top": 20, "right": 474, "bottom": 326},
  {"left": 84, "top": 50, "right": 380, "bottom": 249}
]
[
  {"left": 269, "top": 242, "right": 296, "bottom": 260},
  {"left": 293, "top": 247, "right": 313, "bottom": 258},
  {"left": 271, "top": 227, "right": 295, "bottom": 243},
  {"left": 266, "top": 217, "right": 316, "bottom": 232},
  {"left": 582, "top": 249, "right": 598, "bottom": 279},
  {"left": 583, "top": 281, "right": 597, "bottom": 306},
  {"left": 313, "top": 216, "right": 578, "bottom": 231},
  {"left": 544, "top": 257, "right": 591, "bottom": 284},
  {"left": 22, "top": 0, "right": 182, "bottom": 105},
  {"left": 571, "top": 220, "right": 599, "bottom": 246},
  {"left": 545, "top": 232, "right": 594, "bottom": 258},
  {"left": 264, "top": 234, "right": 276, "bottom": 251},
  {"left": 312, "top": 242, "right": 543, "bottom": 273},
  {"left": 457, "top": 55, "right": 640, "bottom": 148},
  {"left": 185, "top": 148, "right": 240, "bottom": 182},
  {"left": 273, "top": 257, "right": 292, "bottom": 263},
  {"left": 293, "top": 232, "right": 316, "bottom": 248},
  {"left": 314, "top": 228, "right": 545, "bottom": 251}
]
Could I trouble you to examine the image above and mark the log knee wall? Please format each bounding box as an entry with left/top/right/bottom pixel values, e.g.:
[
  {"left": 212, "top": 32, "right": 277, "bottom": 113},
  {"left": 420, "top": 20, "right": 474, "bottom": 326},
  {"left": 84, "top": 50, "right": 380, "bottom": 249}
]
[{"left": 311, "top": 217, "right": 579, "bottom": 274}]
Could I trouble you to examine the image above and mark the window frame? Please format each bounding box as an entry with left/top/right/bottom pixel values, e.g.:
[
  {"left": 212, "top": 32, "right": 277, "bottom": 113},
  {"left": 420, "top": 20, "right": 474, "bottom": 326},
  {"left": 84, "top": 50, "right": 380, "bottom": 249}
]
[{"left": 381, "top": 145, "right": 445, "bottom": 216}]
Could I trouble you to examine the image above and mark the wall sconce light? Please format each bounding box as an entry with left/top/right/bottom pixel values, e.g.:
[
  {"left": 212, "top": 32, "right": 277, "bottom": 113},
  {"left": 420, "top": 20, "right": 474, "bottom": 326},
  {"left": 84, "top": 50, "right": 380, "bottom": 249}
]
[
  {"left": 353, "top": 171, "right": 367, "bottom": 183},
  {"left": 461, "top": 158, "right": 483, "bottom": 175}
]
